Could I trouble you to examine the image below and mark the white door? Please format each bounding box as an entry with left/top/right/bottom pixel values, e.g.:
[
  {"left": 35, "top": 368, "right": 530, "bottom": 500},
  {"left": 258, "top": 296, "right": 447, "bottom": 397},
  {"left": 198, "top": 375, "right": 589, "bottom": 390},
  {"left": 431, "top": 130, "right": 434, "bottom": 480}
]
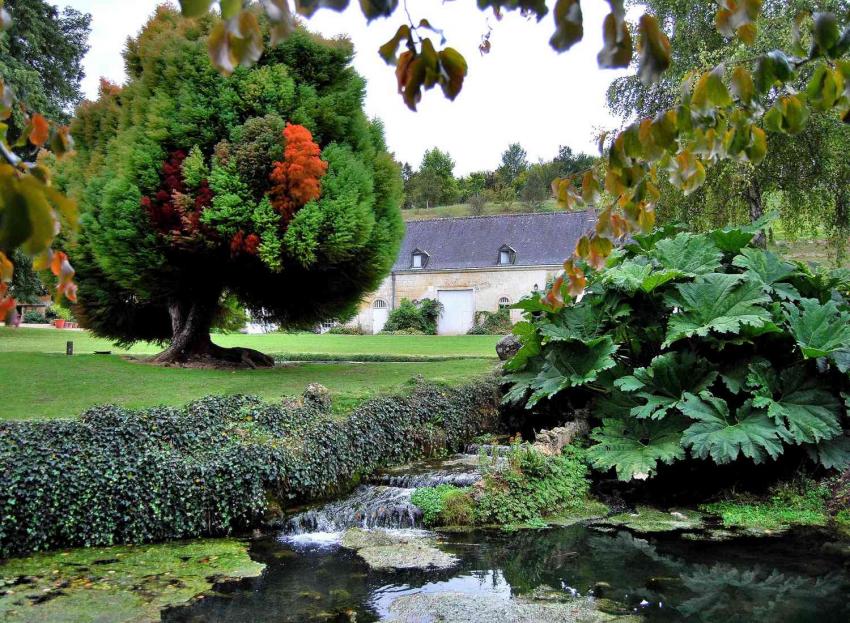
[
  {"left": 372, "top": 307, "right": 389, "bottom": 334},
  {"left": 437, "top": 289, "right": 475, "bottom": 335}
]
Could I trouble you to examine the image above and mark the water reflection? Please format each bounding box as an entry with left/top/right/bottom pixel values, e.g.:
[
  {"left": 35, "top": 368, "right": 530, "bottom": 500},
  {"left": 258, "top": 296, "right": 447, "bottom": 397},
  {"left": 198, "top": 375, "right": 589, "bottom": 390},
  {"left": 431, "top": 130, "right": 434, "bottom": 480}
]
[{"left": 165, "top": 526, "right": 850, "bottom": 623}]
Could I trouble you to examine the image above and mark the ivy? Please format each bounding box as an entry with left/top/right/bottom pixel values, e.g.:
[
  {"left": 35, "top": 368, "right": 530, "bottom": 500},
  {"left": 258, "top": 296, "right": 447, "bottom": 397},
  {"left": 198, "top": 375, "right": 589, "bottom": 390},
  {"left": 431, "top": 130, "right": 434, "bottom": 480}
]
[{"left": 0, "top": 380, "right": 500, "bottom": 558}]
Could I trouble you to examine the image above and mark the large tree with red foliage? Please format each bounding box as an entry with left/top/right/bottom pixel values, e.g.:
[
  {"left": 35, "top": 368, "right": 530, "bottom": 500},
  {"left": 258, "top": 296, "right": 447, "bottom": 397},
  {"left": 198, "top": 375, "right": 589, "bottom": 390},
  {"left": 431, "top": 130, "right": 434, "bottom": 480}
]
[{"left": 59, "top": 9, "right": 402, "bottom": 366}]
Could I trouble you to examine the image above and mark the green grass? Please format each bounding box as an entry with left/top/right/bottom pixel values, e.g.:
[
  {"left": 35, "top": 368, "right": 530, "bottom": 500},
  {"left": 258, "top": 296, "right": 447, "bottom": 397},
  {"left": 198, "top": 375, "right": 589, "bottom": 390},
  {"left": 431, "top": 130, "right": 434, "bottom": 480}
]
[
  {"left": 0, "top": 352, "right": 495, "bottom": 420},
  {"left": 701, "top": 481, "right": 831, "bottom": 531},
  {"left": 0, "top": 327, "right": 500, "bottom": 358},
  {"left": 403, "top": 199, "right": 561, "bottom": 221}
]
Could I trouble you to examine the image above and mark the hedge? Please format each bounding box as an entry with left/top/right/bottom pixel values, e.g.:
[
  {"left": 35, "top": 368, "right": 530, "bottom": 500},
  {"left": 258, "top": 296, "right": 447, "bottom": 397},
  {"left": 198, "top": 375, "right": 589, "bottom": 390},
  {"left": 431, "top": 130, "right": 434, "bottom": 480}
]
[{"left": 0, "top": 379, "right": 500, "bottom": 557}]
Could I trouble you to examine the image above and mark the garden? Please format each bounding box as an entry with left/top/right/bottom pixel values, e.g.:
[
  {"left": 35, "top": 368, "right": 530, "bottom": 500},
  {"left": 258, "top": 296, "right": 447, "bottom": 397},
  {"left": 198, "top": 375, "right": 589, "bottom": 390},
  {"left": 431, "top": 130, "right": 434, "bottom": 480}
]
[{"left": 2, "top": 1, "right": 850, "bottom": 622}]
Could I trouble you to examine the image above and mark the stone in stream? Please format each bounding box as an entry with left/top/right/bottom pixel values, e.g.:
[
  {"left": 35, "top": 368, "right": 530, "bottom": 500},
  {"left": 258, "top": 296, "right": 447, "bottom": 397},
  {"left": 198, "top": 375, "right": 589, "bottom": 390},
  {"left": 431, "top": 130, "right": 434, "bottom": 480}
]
[
  {"left": 383, "top": 590, "right": 639, "bottom": 623},
  {"left": 340, "top": 528, "right": 458, "bottom": 571}
]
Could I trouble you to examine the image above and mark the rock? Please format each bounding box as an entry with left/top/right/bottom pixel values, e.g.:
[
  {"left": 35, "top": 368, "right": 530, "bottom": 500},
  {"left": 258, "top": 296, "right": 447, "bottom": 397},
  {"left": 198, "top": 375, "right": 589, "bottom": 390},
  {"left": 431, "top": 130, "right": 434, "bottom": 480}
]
[
  {"left": 340, "top": 528, "right": 458, "bottom": 571},
  {"left": 384, "top": 591, "right": 640, "bottom": 623},
  {"left": 303, "top": 383, "right": 332, "bottom": 411},
  {"left": 532, "top": 418, "right": 590, "bottom": 456},
  {"left": 593, "top": 506, "right": 706, "bottom": 533},
  {"left": 496, "top": 334, "right": 522, "bottom": 361}
]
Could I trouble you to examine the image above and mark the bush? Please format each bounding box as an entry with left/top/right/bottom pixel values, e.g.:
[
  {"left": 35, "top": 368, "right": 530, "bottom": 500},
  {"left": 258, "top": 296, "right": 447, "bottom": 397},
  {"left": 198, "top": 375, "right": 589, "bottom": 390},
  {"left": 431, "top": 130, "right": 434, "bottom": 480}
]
[
  {"left": 504, "top": 222, "right": 850, "bottom": 481},
  {"left": 468, "top": 308, "right": 512, "bottom": 335},
  {"left": 22, "top": 311, "right": 49, "bottom": 324},
  {"left": 382, "top": 298, "right": 444, "bottom": 335},
  {"left": 327, "top": 325, "right": 364, "bottom": 335},
  {"left": 411, "top": 445, "right": 594, "bottom": 528},
  {"left": 0, "top": 380, "right": 500, "bottom": 557}
]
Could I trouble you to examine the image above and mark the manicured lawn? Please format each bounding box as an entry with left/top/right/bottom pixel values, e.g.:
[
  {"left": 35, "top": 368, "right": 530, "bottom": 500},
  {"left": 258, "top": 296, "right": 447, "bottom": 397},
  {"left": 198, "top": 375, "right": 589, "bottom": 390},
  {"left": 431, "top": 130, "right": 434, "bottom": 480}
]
[
  {"left": 0, "top": 352, "right": 495, "bottom": 420},
  {"left": 0, "top": 327, "right": 500, "bottom": 358}
]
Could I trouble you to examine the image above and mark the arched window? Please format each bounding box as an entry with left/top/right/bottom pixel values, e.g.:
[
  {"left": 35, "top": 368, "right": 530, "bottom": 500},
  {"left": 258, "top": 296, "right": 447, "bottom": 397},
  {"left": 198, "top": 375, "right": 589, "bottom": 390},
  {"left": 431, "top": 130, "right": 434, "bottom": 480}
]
[
  {"left": 373, "top": 299, "right": 388, "bottom": 309},
  {"left": 498, "top": 296, "right": 511, "bottom": 308}
]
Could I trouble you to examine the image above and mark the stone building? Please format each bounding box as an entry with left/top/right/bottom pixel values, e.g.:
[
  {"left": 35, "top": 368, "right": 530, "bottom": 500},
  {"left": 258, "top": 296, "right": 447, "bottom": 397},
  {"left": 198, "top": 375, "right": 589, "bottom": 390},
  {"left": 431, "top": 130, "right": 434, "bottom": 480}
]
[{"left": 347, "top": 210, "right": 596, "bottom": 335}]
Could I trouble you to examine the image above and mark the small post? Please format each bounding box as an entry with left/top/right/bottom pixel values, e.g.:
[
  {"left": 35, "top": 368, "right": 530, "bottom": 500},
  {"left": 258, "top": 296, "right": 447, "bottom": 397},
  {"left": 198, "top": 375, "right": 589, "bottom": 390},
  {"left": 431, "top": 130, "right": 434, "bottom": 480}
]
[{"left": 66, "top": 341, "right": 74, "bottom": 356}]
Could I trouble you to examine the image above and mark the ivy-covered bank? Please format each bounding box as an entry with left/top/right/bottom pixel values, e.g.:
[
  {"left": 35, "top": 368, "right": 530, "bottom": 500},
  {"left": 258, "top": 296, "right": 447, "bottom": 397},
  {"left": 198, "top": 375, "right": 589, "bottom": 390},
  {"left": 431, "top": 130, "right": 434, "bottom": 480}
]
[{"left": 0, "top": 380, "right": 500, "bottom": 558}]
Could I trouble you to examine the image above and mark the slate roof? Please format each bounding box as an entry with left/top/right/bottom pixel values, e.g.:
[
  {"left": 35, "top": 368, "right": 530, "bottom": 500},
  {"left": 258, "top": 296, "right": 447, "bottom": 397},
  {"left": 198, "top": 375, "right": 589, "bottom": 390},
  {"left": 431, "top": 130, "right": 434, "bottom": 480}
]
[{"left": 392, "top": 210, "right": 596, "bottom": 271}]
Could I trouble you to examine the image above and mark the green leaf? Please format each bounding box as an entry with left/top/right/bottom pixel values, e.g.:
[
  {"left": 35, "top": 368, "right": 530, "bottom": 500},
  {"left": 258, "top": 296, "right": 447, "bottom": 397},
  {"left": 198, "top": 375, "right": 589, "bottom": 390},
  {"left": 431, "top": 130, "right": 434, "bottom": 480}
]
[
  {"left": 731, "top": 66, "right": 755, "bottom": 104},
  {"left": 359, "top": 0, "right": 398, "bottom": 21},
  {"left": 664, "top": 273, "right": 772, "bottom": 347},
  {"left": 651, "top": 232, "right": 723, "bottom": 276},
  {"left": 295, "top": 0, "right": 349, "bottom": 17},
  {"left": 784, "top": 297, "right": 850, "bottom": 359},
  {"left": 601, "top": 259, "right": 684, "bottom": 295},
  {"left": 538, "top": 300, "right": 604, "bottom": 343},
  {"left": 437, "top": 48, "right": 467, "bottom": 100},
  {"left": 180, "top": 0, "right": 214, "bottom": 17},
  {"left": 709, "top": 227, "right": 754, "bottom": 254},
  {"left": 691, "top": 67, "right": 732, "bottom": 113},
  {"left": 504, "top": 320, "right": 542, "bottom": 372},
  {"left": 550, "top": 0, "right": 583, "bottom": 52},
  {"left": 746, "top": 362, "right": 842, "bottom": 445},
  {"left": 805, "top": 435, "right": 850, "bottom": 470},
  {"left": 732, "top": 247, "right": 800, "bottom": 300},
  {"left": 379, "top": 24, "right": 411, "bottom": 63},
  {"left": 220, "top": 0, "right": 242, "bottom": 19},
  {"left": 680, "top": 393, "right": 784, "bottom": 465},
  {"left": 812, "top": 12, "right": 841, "bottom": 57},
  {"left": 613, "top": 352, "right": 718, "bottom": 420},
  {"left": 588, "top": 416, "right": 685, "bottom": 480},
  {"left": 524, "top": 337, "right": 618, "bottom": 407}
]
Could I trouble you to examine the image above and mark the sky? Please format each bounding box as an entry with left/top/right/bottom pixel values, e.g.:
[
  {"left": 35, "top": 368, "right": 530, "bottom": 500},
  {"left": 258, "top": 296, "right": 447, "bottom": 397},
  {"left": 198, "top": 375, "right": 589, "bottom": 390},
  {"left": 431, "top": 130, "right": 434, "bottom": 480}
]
[{"left": 53, "top": 1, "right": 634, "bottom": 175}]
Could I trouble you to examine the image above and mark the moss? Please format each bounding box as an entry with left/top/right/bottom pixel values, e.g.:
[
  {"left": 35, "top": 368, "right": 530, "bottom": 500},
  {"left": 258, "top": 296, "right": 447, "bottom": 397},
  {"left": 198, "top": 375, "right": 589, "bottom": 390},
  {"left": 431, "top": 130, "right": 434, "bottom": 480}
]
[
  {"left": 0, "top": 539, "right": 263, "bottom": 623},
  {"left": 701, "top": 480, "right": 831, "bottom": 533},
  {"left": 598, "top": 506, "right": 706, "bottom": 533}
]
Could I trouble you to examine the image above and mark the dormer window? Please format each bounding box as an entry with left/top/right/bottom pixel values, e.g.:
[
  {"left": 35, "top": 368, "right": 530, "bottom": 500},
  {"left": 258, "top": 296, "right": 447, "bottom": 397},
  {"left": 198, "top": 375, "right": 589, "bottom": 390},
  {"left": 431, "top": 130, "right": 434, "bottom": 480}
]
[
  {"left": 411, "top": 249, "right": 429, "bottom": 269},
  {"left": 498, "top": 245, "right": 516, "bottom": 265}
]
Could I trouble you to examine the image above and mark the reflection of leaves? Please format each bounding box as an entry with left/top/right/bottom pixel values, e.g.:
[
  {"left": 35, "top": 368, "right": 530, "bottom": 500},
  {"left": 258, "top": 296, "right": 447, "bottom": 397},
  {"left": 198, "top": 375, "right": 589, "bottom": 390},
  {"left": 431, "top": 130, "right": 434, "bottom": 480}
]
[{"left": 677, "top": 564, "right": 850, "bottom": 623}]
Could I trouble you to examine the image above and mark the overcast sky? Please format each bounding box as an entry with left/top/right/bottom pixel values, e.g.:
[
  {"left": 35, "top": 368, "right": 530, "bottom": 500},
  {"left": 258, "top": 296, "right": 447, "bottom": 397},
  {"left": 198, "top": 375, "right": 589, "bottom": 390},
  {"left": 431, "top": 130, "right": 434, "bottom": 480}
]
[{"left": 53, "top": 1, "right": 634, "bottom": 175}]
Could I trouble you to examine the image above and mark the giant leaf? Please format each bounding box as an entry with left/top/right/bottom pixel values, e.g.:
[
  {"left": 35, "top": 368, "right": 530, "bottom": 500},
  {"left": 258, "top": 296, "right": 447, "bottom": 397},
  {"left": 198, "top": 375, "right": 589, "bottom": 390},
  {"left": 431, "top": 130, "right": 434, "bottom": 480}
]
[
  {"left": 504, "top": 320, "right": 542, "bottom": 372},
  {"left": 680, "top": 393, "right": 784, "bottom": 464},
  {"left": 784, "top": 297, "right": 850, "bottom": 359},
  {"left": 746, "top": 362, "right": 842, "bottom": 445},
  {"left": 614, "top": 352, "right": 718, "bottom": 419},
  {"left": 587, "top": 416, "right": 685, "bottom": 480},
  {"left": 538, "top": 299, "right": 605, "bottom": 342},
  {"left": 664, "top": 273, "right": 772, "bottom": 347},
  {"left": 524, "top": 337, "right": 618, "bottom": 407},
  {"left": 805, "top": 435, "right": 850, "bottom": 470},
  {"left": 732, "top": 247, "right": 800, "bottom": 300},
  {"left": 651, "top": 232, "right": 723, "bottom": 276},
  {"left": 602, "top": 258, "right": 683, "bottom": 294}
]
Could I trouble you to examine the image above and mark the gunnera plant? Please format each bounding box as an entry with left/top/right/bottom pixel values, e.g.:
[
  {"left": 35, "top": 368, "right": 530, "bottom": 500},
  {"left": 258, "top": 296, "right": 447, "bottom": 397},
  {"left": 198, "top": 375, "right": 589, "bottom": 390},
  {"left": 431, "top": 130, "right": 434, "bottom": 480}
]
[{"left": 503, "top": 221, "right": 850, "bottom": 481}]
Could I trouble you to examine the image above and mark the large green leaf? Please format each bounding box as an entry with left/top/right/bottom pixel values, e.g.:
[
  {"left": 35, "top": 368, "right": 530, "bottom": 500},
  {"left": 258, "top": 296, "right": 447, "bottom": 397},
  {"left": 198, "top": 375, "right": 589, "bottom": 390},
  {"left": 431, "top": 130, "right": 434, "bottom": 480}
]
[
  {"left": 614, "top": 352, "right": 718, "bottom": 419},
  {"left": 587, "top": 416, "right": 686, "bottom": 480},
  {"left": 746, "top": 362, "right": 842, "bottom": 445},
  {"left": 784, "top": 297, "right": 850, "bottom": 360},
  {"left": 524, "top": 337, "right": 619, "bottom": 407},
  {"left": 680, "top": 393, "right": 784, "bottom": 465},
  {"left": 664, "top": 273, "right": 772, "bottom": 347},
  {"left": 732, "top": 247, "right": 800, "bottom": 300},
  {"left": 805, "top": 435, "right": 850, "bottom": 470},
  {"left": 538, "top": 299, "right": 605, "bottom": 342},
  {"left": 601, "top": 258, "right": 684, "bottom": 294},
  {"left": 651, "top": 232, "right": 723, "bottom": 276},
  {"left": 709, "top": 227, "right": 755, "bottom": 254},
  {"left": 504, "top": 320, "right": 542, "bottom": 372}
]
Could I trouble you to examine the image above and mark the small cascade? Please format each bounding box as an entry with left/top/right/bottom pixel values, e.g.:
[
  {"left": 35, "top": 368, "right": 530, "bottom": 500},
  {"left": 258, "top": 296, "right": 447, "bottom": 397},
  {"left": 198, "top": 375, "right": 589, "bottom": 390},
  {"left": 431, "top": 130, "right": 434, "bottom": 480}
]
[
  {"left": 284, "top": 485, "right": 423, "bottom": 535},
  {"left": 464, "top": 443, "right": 522, "bottom": 456}
]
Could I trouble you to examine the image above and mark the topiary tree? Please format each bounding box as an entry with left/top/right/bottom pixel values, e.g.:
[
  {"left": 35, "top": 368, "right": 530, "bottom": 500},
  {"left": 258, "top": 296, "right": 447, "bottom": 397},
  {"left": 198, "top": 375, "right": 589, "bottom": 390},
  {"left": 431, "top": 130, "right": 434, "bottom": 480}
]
[
  {"left": 504, "top": 222, "right": 850, "bottom": 481},
  {"left": 58, "top": 7, "right": 403, "bottom": 366}
]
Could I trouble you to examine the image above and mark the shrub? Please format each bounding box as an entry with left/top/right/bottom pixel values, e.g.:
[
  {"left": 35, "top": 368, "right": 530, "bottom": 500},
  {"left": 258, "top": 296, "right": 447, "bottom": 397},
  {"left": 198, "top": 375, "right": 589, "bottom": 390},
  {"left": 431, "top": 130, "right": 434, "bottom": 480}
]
[
  {"left": 0, "top": 380, "right": 500, "bottom": 557},
  {"left": 328, "top": 325, "right": 364, "bottom": 335},
  {"left": 469, "top": 194, "right": 487, "bottom": 216},
  {"left": 382, "top": 298, "right": 444, "bottom": 334},
  {"left": 22, "top": 311, "right": 49, "bottom": 324},
  {"left": 410, "top": 485, "right": 470, "bottom": 526},
  {"left": 504, "top": 222, "right": 850, "bottom": 481},
  {"left": 468, "top": 308, "right": 512, "bottom": 335}
]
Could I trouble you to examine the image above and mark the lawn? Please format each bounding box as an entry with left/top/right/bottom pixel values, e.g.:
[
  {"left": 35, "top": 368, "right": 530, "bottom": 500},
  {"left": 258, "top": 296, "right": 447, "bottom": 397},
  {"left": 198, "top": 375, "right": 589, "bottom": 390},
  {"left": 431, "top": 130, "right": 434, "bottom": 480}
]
[
  {"left": 0, "top": 329, "right": 499, "bottom": 420},
  {"left": 0, "top": 327, "right": 500, "bottom": 358}
]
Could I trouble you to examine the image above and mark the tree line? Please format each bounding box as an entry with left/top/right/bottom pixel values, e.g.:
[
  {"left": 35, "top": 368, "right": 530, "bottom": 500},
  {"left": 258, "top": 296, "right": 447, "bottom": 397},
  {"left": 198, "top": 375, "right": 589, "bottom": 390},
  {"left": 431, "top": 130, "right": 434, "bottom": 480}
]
[{"left": 400, "top": 143, "right": 595, "bottom": 212}]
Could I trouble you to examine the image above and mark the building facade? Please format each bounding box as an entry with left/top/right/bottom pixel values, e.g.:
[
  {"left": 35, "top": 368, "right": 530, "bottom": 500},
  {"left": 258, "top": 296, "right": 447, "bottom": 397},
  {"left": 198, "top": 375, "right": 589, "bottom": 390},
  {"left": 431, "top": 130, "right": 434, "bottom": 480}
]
[{"left": 347, "top": 210, "right": 596, "bottom": 335}]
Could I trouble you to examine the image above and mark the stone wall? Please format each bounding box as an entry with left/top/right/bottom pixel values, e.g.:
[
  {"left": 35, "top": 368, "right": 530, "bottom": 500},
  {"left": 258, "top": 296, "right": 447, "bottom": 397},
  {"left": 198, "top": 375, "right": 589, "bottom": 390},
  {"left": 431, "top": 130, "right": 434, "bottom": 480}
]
[{"left": 348, "top": 266, "right": 560, "bottom": 333}]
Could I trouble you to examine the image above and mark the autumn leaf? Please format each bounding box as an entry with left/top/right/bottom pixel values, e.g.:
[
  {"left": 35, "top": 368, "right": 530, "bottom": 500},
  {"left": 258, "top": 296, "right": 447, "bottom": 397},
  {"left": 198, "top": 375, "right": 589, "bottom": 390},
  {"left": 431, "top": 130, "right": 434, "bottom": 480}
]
[{"left": 28, "top": 114, "right": 49, "bottom": 147}]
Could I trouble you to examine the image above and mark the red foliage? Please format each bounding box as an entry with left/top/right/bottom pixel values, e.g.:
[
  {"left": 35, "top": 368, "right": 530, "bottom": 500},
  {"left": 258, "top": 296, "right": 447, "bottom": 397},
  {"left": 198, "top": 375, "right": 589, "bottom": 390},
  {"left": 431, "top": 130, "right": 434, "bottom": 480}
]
[
  {"left": 230, "top": 231, "right": 260, "bottom": 257},
  {"left": 142, "top": 150, "right": 214, "bottom": 241},
  {"left": 269, "top": 123, "right": 327, "bottom": 223}
]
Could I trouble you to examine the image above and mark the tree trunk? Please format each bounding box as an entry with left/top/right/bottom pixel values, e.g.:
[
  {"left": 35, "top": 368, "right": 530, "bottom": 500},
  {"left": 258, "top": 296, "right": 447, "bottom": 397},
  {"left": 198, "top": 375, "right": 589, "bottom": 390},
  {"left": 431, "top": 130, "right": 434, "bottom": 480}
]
[
  {"left": 151, "top": 293, "right": 274, "bottom": 368},
  {"left": 747, "top": 177, "right": 766, "bottom": 248}
]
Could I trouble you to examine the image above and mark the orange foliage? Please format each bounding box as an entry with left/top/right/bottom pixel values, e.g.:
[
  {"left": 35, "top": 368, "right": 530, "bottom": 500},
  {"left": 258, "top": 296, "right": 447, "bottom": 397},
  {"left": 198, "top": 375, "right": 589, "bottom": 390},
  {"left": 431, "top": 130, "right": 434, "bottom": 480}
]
[{"left": 269, "top": 123, "right": 327, "bottom": 223}]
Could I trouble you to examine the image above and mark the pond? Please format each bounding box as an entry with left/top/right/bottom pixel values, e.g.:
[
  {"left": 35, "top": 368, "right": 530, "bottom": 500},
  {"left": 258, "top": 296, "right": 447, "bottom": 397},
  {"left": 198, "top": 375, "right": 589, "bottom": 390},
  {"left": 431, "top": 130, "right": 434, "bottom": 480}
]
[{"left": 165, "top": 452, "right": 850, "bottom": 623}]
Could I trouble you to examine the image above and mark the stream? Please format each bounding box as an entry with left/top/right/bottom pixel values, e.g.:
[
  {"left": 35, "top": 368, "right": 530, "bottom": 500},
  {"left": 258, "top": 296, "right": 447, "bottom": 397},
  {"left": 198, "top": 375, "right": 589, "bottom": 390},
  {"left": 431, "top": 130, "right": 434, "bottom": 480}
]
[{"left": 165, "top": 450, "right": 850, "bottom": 623}]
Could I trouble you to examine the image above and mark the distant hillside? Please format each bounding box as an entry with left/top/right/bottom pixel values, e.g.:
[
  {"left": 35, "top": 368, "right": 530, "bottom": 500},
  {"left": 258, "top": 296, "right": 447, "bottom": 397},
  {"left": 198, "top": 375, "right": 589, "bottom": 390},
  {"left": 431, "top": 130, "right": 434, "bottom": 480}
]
[{"left": 403, "top": 199, "right": 563, "bottom": 221}]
